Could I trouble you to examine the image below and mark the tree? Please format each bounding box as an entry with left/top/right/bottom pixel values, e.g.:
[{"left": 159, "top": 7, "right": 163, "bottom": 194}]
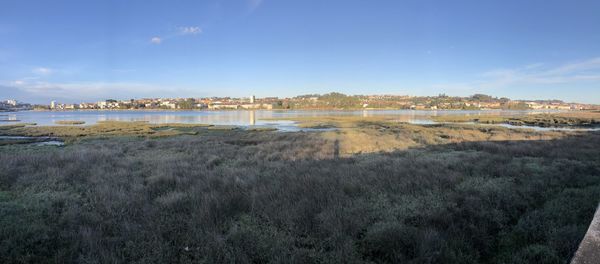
[
  {"left": 471, "top": 94, "right": 495, "bottom": 102},
  {"left": 178, "top": 98, "right": 197, "bottom": 109}
]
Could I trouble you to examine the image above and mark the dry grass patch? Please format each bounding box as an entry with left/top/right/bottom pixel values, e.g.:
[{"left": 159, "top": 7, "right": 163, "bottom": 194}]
[{"left": 288, "top": 116, "right": 569, "bottom": 156}]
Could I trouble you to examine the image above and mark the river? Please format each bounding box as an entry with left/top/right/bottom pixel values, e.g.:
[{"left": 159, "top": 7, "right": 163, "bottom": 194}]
[{"left": 0, "top": 109, "right": 562, "bottom": 127}]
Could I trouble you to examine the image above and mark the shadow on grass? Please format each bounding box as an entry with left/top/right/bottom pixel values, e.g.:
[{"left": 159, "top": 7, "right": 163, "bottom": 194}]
[{"left": 0, "top": 130, "right": 599, "bottom": 263}]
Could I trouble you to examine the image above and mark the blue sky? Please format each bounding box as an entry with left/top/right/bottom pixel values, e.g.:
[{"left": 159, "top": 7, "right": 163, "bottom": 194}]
[{"left": 1, "top": 0, "right": 600, "bottom": 104}]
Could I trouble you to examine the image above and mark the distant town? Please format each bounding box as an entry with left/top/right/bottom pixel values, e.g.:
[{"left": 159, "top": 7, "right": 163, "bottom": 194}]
[{"left": 2, "top": 93, "right": 599, "bottom": 112}]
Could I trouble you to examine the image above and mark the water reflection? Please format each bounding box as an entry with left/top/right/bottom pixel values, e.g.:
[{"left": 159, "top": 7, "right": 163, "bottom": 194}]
[
  {"left": 0, "top": 114, "right": 18, "bottom": 122},
  {"left": 250, "top": 111, "right": 255, "bottom": 125},
  {"left": 9, "top": 109, "right": 564, "bottom": 128}
]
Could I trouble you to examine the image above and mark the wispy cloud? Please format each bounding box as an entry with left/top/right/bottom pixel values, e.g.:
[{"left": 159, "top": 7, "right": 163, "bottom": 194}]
[
  {"left": 150, "top": 37, "right": 162, "bottom": 44},
  {"left": 543, "top": 57, "right": 600, "bottom": 76},
  {"left": 1, "top": 79, "right": 200, "bottom": 102},
  {"left": 15, "top": 81, "right": 158, "bottom": 97},
  {"left": 33, "top": 67, "right": 53, "bottom": 75},
  {"left": 178, "top": 26, "right": 202, "bottom": 35},
  {"left": 483, "top": 57, "right": 600, "bottom": 86},
  {"left": 151, "top": 26, "right": 202, "bottom": 44},
  {"left": 433, "top": 57, "right": 600, "bottom": 92}
]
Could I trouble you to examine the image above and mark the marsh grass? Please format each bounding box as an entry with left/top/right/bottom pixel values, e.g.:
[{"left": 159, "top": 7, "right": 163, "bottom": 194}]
[
  {"left": 0, "top": 119, "right": 599, "bottom": 263},
  {"left": 55, "top": 120, "right": 86, "bottom": 125},
  {"left": 433, "top": 111, "right": 600, "bottom": 128},
  {"left": 207, "top": 125, "right": 240, "bottom": 130},
  {"left": 0, "top": 121, "right": 218, "bottom": 142},
  {"left": 266, "top": 116, "right": 394, "bottom": 129},
  {"left": 0, "top": 123, "right": 36, "bottom": 130},
  {"left": 245, "top": 127, "right": 278, "bottom": 132}
]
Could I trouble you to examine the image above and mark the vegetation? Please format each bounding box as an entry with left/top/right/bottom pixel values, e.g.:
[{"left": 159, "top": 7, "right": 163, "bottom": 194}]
[
  {"left": 0, "top": 121, "right": 214, "bottom": 142},
  {"left": 268, "top": 116, "right": 567, "bottom": 155},
  {"left": 244, "top": 127, "right": 278, "bottom": 132},
  {"left": 0, "top": 123, "right": 36, "bottom": 130},
  {"left": 0, "top": 136, "right": 60, "bottom": 146},
  {"left": 1, "top": 119, "right": 599, "bottom": 263},
  {"left": 432, "top": 111, "right": 600, "bottom": 128},
  {"left": 55, "top": 120, "right": 86, "bottom": 125},
  {"left": 176, "top": 98, "right": 198, "bottom": 109},
  {"left": 271, "top": 92, "right": 592, "bottom": 110}
]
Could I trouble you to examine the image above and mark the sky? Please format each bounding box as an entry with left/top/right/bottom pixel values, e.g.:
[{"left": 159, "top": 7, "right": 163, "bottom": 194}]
[{"left": 1, "top": 0, "right": 600, "bottom": 104}]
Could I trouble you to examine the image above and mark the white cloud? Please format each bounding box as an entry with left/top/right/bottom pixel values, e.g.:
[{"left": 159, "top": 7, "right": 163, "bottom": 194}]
[
  {"left": 151, "top": 26, "right": 201, "bottom": 44},
  {"left": 179, "top": 26, "right": 202, "bottom": 35},
  {"left": 544, "top": 57, "right": 600, "bottom": 76},
  {"left": 483, "top": 57, "right": 600, "bottom": 85},
  {"left": 13, "top": 81, "right": 159, "bottom": 97},
  {"left": 1, "top": 79, "right": 200, "bottom": 102},
  {"left": 33, "top": 67, "right": 53, "bottom": 75},
  {"left": 433, "top": 57, "right": 600, "bottom": 92},
  {"left": 150, "top": 37, "right": 162, "bottom": 44}
]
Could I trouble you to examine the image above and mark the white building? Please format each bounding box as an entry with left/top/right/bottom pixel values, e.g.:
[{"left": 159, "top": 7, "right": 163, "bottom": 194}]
[
  {"left": 79, "top": 103, "right": 95, "bottom": 109},
  {"left": 50, "top": 101, "right": 57, "bottom": 109},
  {"left": 160, "top": 101, "right": 177, "bottom": 109}
]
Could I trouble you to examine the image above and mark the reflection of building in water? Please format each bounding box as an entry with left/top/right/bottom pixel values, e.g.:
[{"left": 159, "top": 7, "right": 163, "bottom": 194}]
[
  {"left": 209, "top": 103, "right": 273, "bottom": 110},
  {"left": 249, "top": 111, "right": 255, "bottom": 125}
]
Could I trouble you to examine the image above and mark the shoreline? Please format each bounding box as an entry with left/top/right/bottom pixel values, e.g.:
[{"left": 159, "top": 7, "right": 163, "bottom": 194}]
[{"left": 17, "top": 108, "right": 574, "bottom": 113}]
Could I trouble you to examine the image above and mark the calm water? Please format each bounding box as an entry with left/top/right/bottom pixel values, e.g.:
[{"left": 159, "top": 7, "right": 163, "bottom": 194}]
[
  {"left": 0, "top": 109, "right": 556, "bottom": 127},
  {"left": 2, "top": 109, "right": 579, "bottom": 133}
]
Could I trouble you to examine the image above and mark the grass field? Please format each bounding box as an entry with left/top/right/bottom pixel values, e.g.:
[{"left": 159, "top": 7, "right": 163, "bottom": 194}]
[{"left": 1, "top": 117, "right": 599, "bottom": 263}]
